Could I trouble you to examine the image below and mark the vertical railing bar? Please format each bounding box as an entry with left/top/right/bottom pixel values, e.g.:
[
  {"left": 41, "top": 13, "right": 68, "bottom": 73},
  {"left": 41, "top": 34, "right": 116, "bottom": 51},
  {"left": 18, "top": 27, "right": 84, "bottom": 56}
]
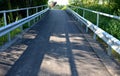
[
  {"left": 77, "top": 8, "right": 78, "bottom": 13},
  {"left": 36, "top": 7, "right": 38, "bottom": 21},
  {"left": 4, "top": 12, "right": 11, "bottom": 42},
  {"left": 42, "top": 6, "right": 43, "bottom": 10},
  {"left": 38, "top": 7, "right": 40, "bottom": 20},
  {"left": 107, "top": 45, "right": 112, "bottom": 56},
  {"left": 27, "top": 8, "right": 30, "bottom": 27},
  {"left": 3, "top": 12, "right": 7, "bottom": 26},
  {"left": 83, "top": 9, "right": 88, "bottom": 33},
  {"left": 40, "top": 6, "right": 43, "bottom": 19},
  {"left": 27, "top": 8, "right": 29, "bottom": 17},
  {"left": 83, "top": 10, "right": 85, "bottom": 17},
  {"left": 86, "top": 26, "right": 88, "bottom": 33},
  {"left": 93, "top": 13, "right": 99, "bottom": 40},
  {"left": 97, "top": 13, "right": 99, "bottom": 27},
  {"left": 33, "top": 8, "right": 36, "bottom": 23}
]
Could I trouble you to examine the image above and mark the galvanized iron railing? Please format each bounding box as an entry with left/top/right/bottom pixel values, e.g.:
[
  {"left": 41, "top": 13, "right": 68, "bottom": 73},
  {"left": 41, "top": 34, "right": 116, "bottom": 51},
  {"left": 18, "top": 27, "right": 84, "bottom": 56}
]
[
  {"left": 0, "top": 5, "right": 49, "bottom": 50},
  {"left": 68, "top": 6, "right": 120, "bottom": 56}
]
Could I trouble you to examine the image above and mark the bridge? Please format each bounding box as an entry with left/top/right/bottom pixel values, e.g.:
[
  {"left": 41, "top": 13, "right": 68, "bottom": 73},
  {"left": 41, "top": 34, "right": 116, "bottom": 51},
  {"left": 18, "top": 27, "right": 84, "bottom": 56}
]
[{"left": 0, "top": 5, "right": 120, "bottom": 76}]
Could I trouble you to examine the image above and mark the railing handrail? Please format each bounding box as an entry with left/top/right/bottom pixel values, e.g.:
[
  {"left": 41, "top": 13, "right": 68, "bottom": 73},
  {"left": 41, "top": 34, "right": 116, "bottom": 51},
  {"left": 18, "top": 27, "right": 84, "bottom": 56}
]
[
  {"left": 70, "top": 5, "right": 120, "bottom": 20},
  {"left": 0, "top": 5, "right": 47, "bottom": 13}
]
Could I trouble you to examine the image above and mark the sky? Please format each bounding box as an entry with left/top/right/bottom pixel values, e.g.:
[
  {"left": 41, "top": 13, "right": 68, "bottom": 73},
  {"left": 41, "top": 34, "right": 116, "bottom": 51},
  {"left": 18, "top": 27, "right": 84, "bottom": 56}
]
[{"left": 48, "top": 0, "right": 69, "bottom": 5}]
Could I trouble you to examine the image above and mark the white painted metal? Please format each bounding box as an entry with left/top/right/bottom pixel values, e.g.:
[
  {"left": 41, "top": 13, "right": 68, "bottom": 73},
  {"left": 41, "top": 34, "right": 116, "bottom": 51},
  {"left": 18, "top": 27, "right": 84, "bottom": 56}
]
[
  {"left": 27, "top": 8, "right": 29, "bottom": 17},
  {"left": 83, "top": 10, "right": 85, "bottom": 17},
  {"left": 27, "top": 8, "right": 30, "bottom": 27},
  {"left": 36, "top": 7, "right": 38, "bottom": 21},
  {"left": 3, "top": 12, "right": 11, "bottom": 41},
  {"left": 3, "top": 12, "right": 7, "bottom": 26},
  {"left": 93, "top": 13, "right": 100, "bottom": 40}
]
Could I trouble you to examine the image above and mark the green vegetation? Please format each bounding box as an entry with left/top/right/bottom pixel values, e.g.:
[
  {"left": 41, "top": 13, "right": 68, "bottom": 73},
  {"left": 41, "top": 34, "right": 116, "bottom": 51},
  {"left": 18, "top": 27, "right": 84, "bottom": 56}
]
[
  {"left": 0, "top": 17, "right": 4, "bottom": 27},
  {"left": 10, "top": 28, "right": 21, "bottom": 39},
  {"left": 53, "top": 5, "right": 67, "bottom": 10}
]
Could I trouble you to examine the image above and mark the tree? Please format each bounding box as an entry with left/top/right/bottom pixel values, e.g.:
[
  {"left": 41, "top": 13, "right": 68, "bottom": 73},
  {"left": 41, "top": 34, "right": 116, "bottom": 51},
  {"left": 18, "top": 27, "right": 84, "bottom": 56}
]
[{"left": 0, "top": 0, "right": 48, "bottom": 10}]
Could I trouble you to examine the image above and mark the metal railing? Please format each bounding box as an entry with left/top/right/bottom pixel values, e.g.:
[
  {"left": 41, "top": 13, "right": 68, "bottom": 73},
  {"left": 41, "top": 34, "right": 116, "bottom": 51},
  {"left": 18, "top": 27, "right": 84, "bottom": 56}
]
[
  {"left": 0, "top": 5, "right": 49, "bottom": 49},
  {"left": 67, "top": 6, "right": 120, "bottom": 56},
  {"left": 69, "top": 6, "right": 120, "bottom": 40}
]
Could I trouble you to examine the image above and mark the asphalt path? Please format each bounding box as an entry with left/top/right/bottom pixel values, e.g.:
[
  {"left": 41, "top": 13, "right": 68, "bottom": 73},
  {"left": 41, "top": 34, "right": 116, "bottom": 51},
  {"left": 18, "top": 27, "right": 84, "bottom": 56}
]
[{"left": 4, "top": 10, "right": 112, "bottom": 76}]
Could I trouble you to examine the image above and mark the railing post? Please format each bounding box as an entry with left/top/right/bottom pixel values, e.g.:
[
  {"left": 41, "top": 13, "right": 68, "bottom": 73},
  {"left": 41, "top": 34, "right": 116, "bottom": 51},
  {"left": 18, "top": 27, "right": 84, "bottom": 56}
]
[
  {"left": 36, "top": 7, "right": 38, "bottom": 13},
  {"left": 86, "top": 26, "right": 88, "bottom": 33},
  {"left": 40, "top": 6, "right": 43, "bottom": 19},
  {"left": 27, "top": 8, "right": 29, "bottom": 17},
  {"left": 76, "top": 8, "right": 78, "bottom": 13},
  {"left": 38, "top": 7, "right": 41, "bottom": 20},
  {"left": 83, "top": 10, "right": 88, "bottom": 33},
  {"left": 36, "top": 7, "right": 38, "bottom": 21},
  {"left": 83, "top": 9, "right": 85, "bottom": 17},
  {"left": 4, "top": 12, "right": 11, "bottom": 42},
  {"left": 107, "top": 45, "right": 112, "bottom": 56},
  {"left": 33, "top": 8, "right": 36, "bottom": 23},
  {"left": 96, "top": 13, "right": 99, "bottom": 27},
  {"left": 3, "top": 12, "right": 7, "bottom": 26},
  {"left": 42, "top": 6, "right": 43, "bottom": 10},
  {"left": 93, "top": 13, "right": 99, "bottom": 40},
  {"left": 27, "top": 8, "right": 30, "bottom": 27}
]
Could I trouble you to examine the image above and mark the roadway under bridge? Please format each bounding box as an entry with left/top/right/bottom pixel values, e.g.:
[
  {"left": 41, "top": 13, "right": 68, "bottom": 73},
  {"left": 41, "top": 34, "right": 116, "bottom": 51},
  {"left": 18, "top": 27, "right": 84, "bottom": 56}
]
[{"left": 0, "top": 9, "right": 120, "bottom": 76}]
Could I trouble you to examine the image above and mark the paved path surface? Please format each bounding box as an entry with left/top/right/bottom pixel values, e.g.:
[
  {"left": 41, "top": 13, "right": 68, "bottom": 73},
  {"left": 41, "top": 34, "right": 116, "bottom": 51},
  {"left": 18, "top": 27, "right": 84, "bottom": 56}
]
[{"left": 0, "top": 10, "right": 113, "bottom": 76}]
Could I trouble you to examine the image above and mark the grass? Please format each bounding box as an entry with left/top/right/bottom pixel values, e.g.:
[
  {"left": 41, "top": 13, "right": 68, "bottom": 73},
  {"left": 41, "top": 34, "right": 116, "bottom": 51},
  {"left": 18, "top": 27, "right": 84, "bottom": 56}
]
[
  {"left": 0, "top": 17, "right": 4, "bottom": 27},
  {"left": 0, "top": 35, "right": 8, "bottom": 45},
  {"left": 10, "top": 27, "right": 21, "bottom": 39}
]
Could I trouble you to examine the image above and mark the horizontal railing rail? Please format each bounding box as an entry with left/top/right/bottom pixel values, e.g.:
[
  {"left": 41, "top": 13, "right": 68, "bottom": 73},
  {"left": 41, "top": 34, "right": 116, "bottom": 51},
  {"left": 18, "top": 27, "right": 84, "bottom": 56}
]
[
  {"left": 69, "top": 5, "right": 120, "bottom": 20},
  {"left": 67, "top": 7, "right": 120, "bottom": 56}
]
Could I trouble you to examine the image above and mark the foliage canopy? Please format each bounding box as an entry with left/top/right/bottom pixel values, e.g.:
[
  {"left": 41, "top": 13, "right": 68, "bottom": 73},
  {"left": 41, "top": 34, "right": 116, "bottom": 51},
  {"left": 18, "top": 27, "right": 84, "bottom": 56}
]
[{"left": 0, "top": 0, "right": 48, "bottom": 10}]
